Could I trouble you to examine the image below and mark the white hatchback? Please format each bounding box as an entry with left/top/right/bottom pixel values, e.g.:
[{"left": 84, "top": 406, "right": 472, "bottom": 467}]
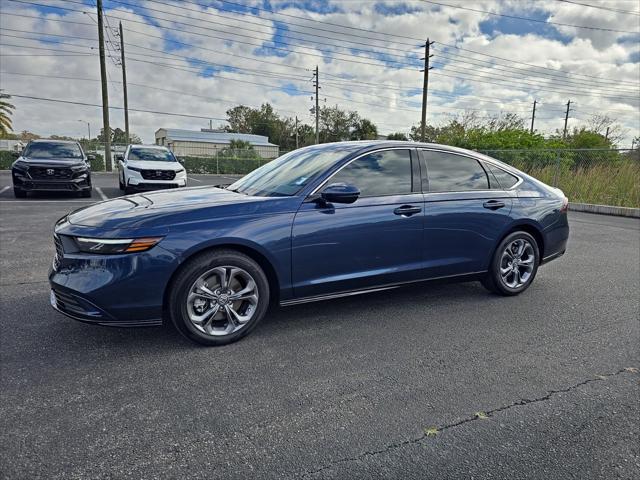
[{"left": 116, "top": 145, "right": 187, "bottom": 194}]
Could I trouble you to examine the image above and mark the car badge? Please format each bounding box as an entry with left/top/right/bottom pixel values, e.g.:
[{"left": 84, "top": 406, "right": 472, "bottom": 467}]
[
  {"left": 156, "top": 170, "right": 162, "bottom": 175},
  {"left": 46, "top": 168, "right": 55, "bottom": 175}
]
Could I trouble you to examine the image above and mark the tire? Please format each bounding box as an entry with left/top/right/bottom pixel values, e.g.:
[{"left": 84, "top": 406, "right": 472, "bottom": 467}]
[
  {"left": 481, "top": 231, "right": 540, "bottom": 296},
  {"left": 168, "top": 249, "right": 270, "bottom": 346},
  {"left": 13, "top": 188, "right": 27, "bottom": 198},
  {"left": 124, "top": 186, "right": 135, "bottom": 195},
  {"left": 119, "top": 174, "right": 125, "bottom": 190},
  {"left": 80, "top": 189, "right": 92, "bottom": 198}
]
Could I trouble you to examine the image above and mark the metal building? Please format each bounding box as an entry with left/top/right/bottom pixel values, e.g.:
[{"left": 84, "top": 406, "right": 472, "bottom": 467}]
[{"left": 155, "top": 128, "right": 279, "bottom": 159}]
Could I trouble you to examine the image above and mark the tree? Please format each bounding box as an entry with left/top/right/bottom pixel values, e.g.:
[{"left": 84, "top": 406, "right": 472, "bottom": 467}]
[
  {"left": 97, "top": 127, "right": 141, "bottom": 144},
  {"left": 586, "top": 114, "right": 626, "bottom": 146},
  {"left": 0, "top": 91, "right": 15, "bottom": 135},
  {"left": 386, "top": 132, "right": 408, "bottom": 141},
  {"left": 350, "top": 118, "right": 378, "bottom": 140}
]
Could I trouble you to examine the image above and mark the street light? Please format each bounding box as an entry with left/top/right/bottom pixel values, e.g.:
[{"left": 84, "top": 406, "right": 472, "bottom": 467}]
[{"left": 77, "top": 120, "right": 91, "bottom": 141}]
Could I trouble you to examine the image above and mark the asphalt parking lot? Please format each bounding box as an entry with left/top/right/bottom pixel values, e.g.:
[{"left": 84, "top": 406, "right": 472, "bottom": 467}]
[{"left": 0, "top": 171, "right": 638, "bottom": 479}]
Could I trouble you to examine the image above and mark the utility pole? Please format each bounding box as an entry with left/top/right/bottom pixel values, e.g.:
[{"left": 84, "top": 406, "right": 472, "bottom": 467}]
[
  {"left": 420, "top": 39, "right": 434, "bottom": 142},
  {"left": 118, "top": 22, "right": 129, "bottom": 146},
  {"left": 295, "top": 116, "right": 299, "bottom": 149},
  {"left": 530, "top": 100, "right": 537, "bottom": 134},
  {"left": 563, "top": 100, "right": 572, "bottom": 140},
  {"left": 97, "top": 0, "right": 112, "bottom": 171},
  {"left": 209, "top": 119, "right": 213, "bottom": 130},
  {"left": 605, "top": 126, "right": 610, "bottom": 141},
  {"left": 313, "top": 66, "right": 319, "bottom": 144}
]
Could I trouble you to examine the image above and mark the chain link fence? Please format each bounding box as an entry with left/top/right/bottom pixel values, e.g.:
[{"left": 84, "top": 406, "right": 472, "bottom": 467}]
[
  {"left": 1, "top": 143, "right": 637, "bottom": 208},
  {"left": 479, "top": 148, "right": 639, "bottom": 208}
]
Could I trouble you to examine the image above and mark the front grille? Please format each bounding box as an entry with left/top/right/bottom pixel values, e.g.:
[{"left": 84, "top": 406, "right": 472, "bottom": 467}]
[
  {"left": 140, "top": 169, "right": 176, "bottom": 180},
  {"left": 30, "top": 167, "right": 73, "bottom": 179},
  {"left": 136, "top": 183, "right": 179, "bottom": 190},
  {"left": 53, "top": 234, "right": 64, "bottom": 269},
  {"left": 31, "top": 182, "right": 74, "bottom": 190}
]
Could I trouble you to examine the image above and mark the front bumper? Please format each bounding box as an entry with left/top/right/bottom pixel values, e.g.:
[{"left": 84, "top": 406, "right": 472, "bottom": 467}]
[
  {"left": 48, "top": 230, "right": 180, "bottom": 327},
  {"left": 13, "top": 172, "right": 91, "bottom": 192}
]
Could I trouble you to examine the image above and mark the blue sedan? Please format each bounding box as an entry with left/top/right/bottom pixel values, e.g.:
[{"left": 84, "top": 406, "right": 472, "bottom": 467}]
[{"left": 49, "top": 141, "right": 569, "bottom": 345}]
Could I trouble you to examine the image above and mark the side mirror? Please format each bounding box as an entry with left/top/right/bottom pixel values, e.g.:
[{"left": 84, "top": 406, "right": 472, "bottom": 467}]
[
  {"left": 86, "top": 154, "right": 96, "bottom": 161},
  {"left": 11, "top": 151, "right": 20, "bottom": 159},
  {"left": 320, "top": 183, "right": 360, "bottom": 204},
  {"left": 114, "top": 153, "right": 124, "bottom": 162},
  {"left": 177, "top": 157, "right": 184, "bottom": 165}
]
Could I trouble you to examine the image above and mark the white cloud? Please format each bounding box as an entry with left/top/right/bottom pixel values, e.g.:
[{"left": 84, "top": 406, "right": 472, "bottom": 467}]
[{"left": 0, "top": 0, "right": 638, "bottom": 146}]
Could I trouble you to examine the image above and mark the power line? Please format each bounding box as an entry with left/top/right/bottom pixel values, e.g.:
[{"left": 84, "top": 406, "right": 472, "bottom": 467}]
[
  {"left": 554, "top": 0, "right": 640, "bottom": 16},
  {"left": 6, "top": 3, "right": 637, "bottom": 89},
  {"left": 417, "top": 0, "right": 639, "bottom": 34}
]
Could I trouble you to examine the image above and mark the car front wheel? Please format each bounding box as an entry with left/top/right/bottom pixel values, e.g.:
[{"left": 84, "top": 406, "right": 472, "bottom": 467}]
[
  {"left": 168, "top": 249, "right": 270, "bottom": 346},
  {"left": 482, "top": 231, "right": 540, "bottom": 296}
]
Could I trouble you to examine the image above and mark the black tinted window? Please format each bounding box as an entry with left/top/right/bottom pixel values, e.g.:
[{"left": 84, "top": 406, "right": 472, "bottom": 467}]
[
  {"left": 329, "top": 149, "right": 412, "bottom": 197},
  {"left": 23, "top": 142, "right": 83, "bottom": 159},
  {"left": 424, "top": 151, "right": 489, "bottom": 192},
  {"left": 487, "top": 164, "right": 519, "bottom": 189}
]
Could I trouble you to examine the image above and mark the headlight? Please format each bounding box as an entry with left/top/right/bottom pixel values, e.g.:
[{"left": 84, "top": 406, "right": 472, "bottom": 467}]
[
  {"left": 126, "top": 166, "right": 142, "bottom": 172},
  {"left": 176, "top": 168, "right": 186, "bottom": 174},
  {"left": 13, "top": 160, "right": 29, "bottom": 171},
  {"left": 74, "top": 236, "right": 163, "bottom": 254}
]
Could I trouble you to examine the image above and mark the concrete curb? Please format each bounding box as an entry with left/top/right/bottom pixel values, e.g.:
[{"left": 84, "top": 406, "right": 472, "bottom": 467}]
[{"left": 569, "top": 202, "right": 640, "bottom": 218}]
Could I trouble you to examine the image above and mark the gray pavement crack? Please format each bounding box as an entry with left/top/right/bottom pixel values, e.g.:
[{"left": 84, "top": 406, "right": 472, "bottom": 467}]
[{"left": 298, "top": 367, "right": 636, "bottom": 479}]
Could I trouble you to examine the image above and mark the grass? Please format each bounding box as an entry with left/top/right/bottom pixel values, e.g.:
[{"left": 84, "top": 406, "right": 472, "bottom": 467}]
[{"left": 517, "top": 160, "right": 640, "bottom": 208}]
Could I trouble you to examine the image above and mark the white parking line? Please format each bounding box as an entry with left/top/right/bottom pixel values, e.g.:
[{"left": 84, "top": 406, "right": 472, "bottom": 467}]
[
  {"left": 187, "top": 177, "right": 202, "bottom": 182},
  {"left": 0, "top": 186, "right": 10, "bottom": 195},
  {"left": 95, "top": 187, "right": 108, "bottom": 201}
]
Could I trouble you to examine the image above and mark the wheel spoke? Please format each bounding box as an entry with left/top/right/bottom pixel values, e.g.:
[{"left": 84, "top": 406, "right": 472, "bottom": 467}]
[
  {"left": 229, "top": 279, "right": 256, "bottom": 301},
  {"left": 186, "top": 265, "right": 260, "bottom": 337},
  {"left": 513, "top": 268, "right": 521, "bottom": 286}
]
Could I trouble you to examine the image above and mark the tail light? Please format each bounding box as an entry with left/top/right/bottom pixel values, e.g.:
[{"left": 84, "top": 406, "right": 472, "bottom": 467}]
[{"left": 560, "top": 196, "right": 569, "bottom": 213}]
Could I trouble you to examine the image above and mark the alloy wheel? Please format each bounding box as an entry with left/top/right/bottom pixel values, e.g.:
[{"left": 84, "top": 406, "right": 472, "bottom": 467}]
[
  {"left": 499, "top": 238, "right": 535, "bottom": 289},
  {"left": 186, "top": 266, "right": 259, "bottom": 336}
]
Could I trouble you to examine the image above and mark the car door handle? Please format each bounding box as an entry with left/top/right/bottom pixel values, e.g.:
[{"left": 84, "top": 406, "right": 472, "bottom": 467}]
[
  {"left": 394, "top": 205, "right": 422, "bottom": 217},
  {"left": 483, "top": 200, "right": 506, "bottom": 210}
]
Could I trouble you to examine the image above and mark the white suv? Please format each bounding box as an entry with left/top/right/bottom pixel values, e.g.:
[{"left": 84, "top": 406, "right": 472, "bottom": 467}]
[{"left": 116, "top": 145, "right": 187, "bottom": 194}]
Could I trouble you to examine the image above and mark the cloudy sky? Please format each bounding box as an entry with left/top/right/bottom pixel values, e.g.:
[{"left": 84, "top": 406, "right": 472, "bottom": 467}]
[{"left": 0, "top": 0, "right": 639, "bottom": 146}]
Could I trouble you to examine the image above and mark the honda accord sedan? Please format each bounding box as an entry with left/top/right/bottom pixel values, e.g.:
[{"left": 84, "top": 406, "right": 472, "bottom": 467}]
[{"left": 49, "top": 141, "right": 569, "bottom": 345}]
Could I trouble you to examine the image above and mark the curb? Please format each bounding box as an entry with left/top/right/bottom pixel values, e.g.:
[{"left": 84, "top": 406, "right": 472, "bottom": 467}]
[{"left": 569, "top": 202, "right": 640, "bottom": 219}]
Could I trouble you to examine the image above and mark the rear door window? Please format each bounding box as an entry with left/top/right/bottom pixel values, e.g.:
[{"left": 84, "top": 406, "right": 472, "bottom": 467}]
[{"left": 423, "top": 151, "right": 489, "bottom": 192}]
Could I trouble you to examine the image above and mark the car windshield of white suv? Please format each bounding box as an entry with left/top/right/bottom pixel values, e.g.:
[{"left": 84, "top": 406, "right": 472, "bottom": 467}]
[
  {"left": 227, "top": 145, "right": 360, "bottom": 197},
  {"left": 128, "top": 148, "right": 176, "bottom": 162},
  {"left": 23, "top": 142, "right": 83, "bottom": 159}
]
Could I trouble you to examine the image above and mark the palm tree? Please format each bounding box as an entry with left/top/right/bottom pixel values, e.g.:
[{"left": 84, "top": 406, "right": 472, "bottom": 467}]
[{"left": 0, "top": 91, "right": 15, "bottom": 135}]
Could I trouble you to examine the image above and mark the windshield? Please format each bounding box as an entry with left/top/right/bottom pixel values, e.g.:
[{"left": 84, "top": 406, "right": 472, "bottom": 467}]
[
  {"left": 23, "top": 142, "right": 83, "bottom": 159},
  {"left": 227, "top": 145, "right": 357, "bottom": 197},
  {"left": 128, "top": 148, "right": 176, "bottom": 162}
]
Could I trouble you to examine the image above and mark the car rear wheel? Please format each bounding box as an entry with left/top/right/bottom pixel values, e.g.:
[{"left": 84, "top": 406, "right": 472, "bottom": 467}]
[
  {"left": 481, "top": 231, "right": 539, "bottom": 296},
  {"left": 168, "top": 249, "right": 270, "bottom": 346},
  {"left": 13, "top": 188, "right": 27, "bottom": 198}
]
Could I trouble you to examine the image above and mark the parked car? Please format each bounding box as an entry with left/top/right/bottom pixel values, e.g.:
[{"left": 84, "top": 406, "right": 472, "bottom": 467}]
[
  {"left": 49, "top": 141, "right": 569, "bottom": 345},
  {"left": 11, "top": 139, "right": 93, "bottom": 198},
  {"left": 116, "top": 145, "right": 187, "bottom": 194}
]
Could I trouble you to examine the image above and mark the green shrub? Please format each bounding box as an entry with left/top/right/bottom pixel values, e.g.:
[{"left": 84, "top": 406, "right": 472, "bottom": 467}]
[
  {"left": 89, "top": 153, "right": 105, "bottom": 171},
  {"left": 0, "top": 151, "right": 16, "bottom": 169}
]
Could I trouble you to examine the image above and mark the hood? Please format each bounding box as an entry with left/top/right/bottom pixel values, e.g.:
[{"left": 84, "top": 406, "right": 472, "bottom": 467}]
[
  {"left": 19, "top": 156, "right": 86, "bottom": 167},
  {"left": 66, "top": 186, "right": 296, "bottom": 230},
  {"left": 125, "top": 160, "right": 183, "bottom": 171}
]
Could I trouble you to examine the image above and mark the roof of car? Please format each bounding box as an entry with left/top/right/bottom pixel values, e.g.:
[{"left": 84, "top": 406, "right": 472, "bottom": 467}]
[
  {"left": 129, "top": 144, "right": 169, "bottom": 149},
  {"left": 302, "top": 140, "right": 481, "bottom": 156},
  {"left": 29, "top": 139, "right": 79, "bottom": 144}
]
